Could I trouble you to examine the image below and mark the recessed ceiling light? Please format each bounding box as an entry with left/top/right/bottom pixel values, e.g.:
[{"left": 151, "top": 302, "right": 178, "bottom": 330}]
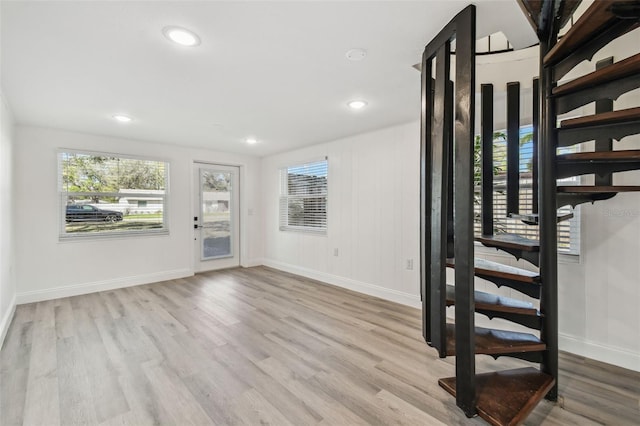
[
  {"left": 246, "top": 138, "right": 258, "bottom": 145},
  {"left": 112, "top": 114, "right": 133, "bottom": 123},
  {"left": 347, "top": 100, "right": 368, "bottom": 110},
  {"left": 163, "top": 26, "right": 201, "bottom": 47},
  {"left": 346, "top": 48, "right": 367, "bottom": 61}
]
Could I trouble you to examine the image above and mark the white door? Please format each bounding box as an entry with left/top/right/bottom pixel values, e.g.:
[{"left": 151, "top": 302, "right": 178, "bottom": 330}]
[{"left": 194, "top": 163, "right": 240, "bottom": 272}]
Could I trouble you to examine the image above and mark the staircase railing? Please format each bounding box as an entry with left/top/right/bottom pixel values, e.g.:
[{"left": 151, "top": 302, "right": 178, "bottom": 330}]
[{"left": 420, "top": 4, "right": 477, "bottom": 415}]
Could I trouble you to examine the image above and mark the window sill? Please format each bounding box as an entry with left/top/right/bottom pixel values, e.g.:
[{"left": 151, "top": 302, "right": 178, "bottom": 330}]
[
  {"left": 279, "top": 227, "right": 327, "bottom": 236},
  {"left": 59, "top": 229, "right": 169, "bottom": 243}
]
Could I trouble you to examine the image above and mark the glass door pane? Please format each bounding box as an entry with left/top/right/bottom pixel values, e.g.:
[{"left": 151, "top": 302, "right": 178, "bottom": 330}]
[{"left": 200, "top": 169, "right": 233, "bottom": 260}]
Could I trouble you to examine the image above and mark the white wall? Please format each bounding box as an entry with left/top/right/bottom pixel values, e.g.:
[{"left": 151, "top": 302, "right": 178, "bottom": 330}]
[
  {"left": 262, "top": 122, "right": 421, "bottom": 307},
  {"left": 13, "top": 126, "right": 262, "bottom": 303},
  {"left": 0, "top": 91, "right": 16, "bottom": 347}
]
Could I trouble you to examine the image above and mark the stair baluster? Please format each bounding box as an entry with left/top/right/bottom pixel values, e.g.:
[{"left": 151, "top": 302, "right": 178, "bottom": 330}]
[
  {"left": 507, "top": 82, "right": 521, "bottom": 216},
  {"left": 452, "top": 6, "right": 477, "bottom": 415},
  {"left": 481, "top": 84, "right": 494, "bottom": 236},
  {"left": 595, "top": 57, "right": 615, "bottom": 187}
]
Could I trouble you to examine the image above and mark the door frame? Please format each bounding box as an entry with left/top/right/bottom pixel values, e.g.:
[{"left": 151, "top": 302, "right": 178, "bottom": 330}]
[{"left": 192, "top": 161, "right": 242, "bottom": 273}]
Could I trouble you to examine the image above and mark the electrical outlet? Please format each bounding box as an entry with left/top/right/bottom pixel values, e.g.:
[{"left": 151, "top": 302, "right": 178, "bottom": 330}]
[
  {"left": 333, "top": 248, "right": 339, "bottom": 256},
  {"left": 406, "top": 259, "right": 414, "bottom": 270}
]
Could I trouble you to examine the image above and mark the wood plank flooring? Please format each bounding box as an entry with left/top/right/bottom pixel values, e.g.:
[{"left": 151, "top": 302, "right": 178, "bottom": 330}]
[{"left": 1, "top": 266, "right": 638, "bottom": 425}]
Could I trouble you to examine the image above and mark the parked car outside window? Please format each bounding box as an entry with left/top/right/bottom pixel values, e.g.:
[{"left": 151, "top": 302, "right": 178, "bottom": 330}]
[{"left": 65, "top": 204, "right": 123, "bottom": 223}]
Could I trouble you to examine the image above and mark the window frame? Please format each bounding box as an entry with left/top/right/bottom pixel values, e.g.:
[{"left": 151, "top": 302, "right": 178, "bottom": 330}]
[
  {"left": 279, "top": 158, "right": 328, "bottom": 235},
  {"left": 58, "top": 149, "right": 170, "bottom": 240}
]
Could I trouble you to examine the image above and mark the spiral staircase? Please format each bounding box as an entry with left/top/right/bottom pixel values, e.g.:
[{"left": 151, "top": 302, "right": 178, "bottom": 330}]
[{"left": 420, "top": 1, "right": 640, "bottom": 425}]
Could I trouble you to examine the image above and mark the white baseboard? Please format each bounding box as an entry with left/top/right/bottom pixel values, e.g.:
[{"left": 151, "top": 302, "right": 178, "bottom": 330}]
[
  {"left": 0, "top": 293, "right": 16, "bottom": 350},
  {"left": 242, "top": 258, "right": 264, "bottom": 268},
  {"left": 560, "top": 332, "right": 640, "bottom": 372},
  {"left": 262, "top": 259, "right": 421, "bottom": 309},
  {"left": 16, "top": 268, "right": 193, "bottom": 305}
]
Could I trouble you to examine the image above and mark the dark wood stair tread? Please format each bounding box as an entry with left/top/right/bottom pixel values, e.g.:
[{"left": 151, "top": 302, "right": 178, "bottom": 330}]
[
  {"left": 439, "top": 367, "right": 556, "bottom": 426},
  {"left": 556, "top": 150, "right": 640, "bottom": 179},
  {"left": 557, "top": 149, "right": 640, "bottom": 161},
  {"left": 508, "top": 212, "right": 574, "bottom": 225},
  {"left": 559, "top": 106, "right": 640, "bottom": 129},
  {"left": 445, "top": 285, "right": 538, "bottom": 316},
  {"left": 447, "top": 258, "right": 539, "bottom": 284},
  {"left": 445, "top": 323, "right": 545, "bottom": 356},
  {"left": 552, "top": 53, "right": 640, "bottom": 97},
  {"left": 476, "top": 234, "right": 539, "bottom": 252},
  {"left": 544, "top": 1, "right": 637, "bottom": 67},
  {"left": 472, "top": 259, "right": 539, "bottom": 281},
  {"left": 557, "top": 185, "right": 640, "bottom": 193}
]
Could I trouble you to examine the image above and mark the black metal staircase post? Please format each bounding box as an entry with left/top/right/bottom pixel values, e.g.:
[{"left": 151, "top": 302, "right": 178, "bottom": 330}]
[
  {"left": 539, "top": 37, "right": 559, "bottom": 401},
  {"left": 453, "top": 5, "right": 477, "bottom": 417},
  {"left": 429, "top": 43, "right": 451, "bottom": 357},
  {"left": 507, "top": 82, "right": 521, "bottom": 216},
  {"left": 420, "top": 54, "right": 433, "bottom": 344},
  {"left": 595, "top": 57, "right": 614, "bottom": 187},
  {"left": 446, "top": 80, "right": 455, "bottom": 259},
  {"left": 481, "top": 84, "right": 494, "bottom": 236}
]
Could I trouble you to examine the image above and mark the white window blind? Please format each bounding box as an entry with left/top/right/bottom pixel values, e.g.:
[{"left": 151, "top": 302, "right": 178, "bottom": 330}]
[
  {"left": 474, "top": 126, "right": 581, "bottom": 255},
  {"left": 279, "top": 159, "right": 328, "bottom": 233},
  {"left": 58, "top": 150, "right": 169, "bottom": 239}
]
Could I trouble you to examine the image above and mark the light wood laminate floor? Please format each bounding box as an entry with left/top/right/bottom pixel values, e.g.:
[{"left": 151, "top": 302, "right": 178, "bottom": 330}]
[{"left": 1, "top": 266, "right": 638, "bottom": 425}]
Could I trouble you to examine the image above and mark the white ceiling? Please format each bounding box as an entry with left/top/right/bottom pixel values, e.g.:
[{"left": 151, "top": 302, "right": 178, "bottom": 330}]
[{"left": 1, "top": 1, "right": 536, "bottom": 157}]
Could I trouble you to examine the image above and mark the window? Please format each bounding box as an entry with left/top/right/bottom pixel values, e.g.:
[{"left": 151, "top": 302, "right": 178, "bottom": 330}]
[
  {"left": 279, "top": 159, "right": 328, "bottom": 233},
  {"left": 474, "top": 126, "right": 581, "bottom": 255},
  {"left": 59, "top": 150, "right": 169, "bottom": 238}
]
